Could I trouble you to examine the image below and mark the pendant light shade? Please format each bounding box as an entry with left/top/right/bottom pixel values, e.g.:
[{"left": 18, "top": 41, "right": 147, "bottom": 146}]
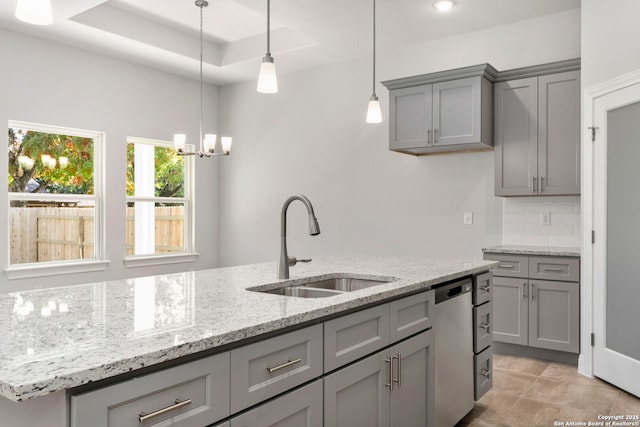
[
  {"left": 257, "top": 0, "right": 278, "bottom": 93},
  {"left": 366, "top": 96, "right": 383, "bottom": 124},
  {"left": 257, "top": 55, "right": 278, "bottom": 93},
  {"left": 15, "top": 0, "right": 53, "bottom": 25},
  {"left": 366, "top": 0, "right": 382, "bottom": 123}
]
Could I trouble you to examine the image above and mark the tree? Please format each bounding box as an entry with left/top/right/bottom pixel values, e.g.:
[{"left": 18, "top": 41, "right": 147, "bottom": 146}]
[
  {"left": 7, "top": 128, "right": 94, "bottom": 195},
  {"left": 126, "top": 143, "right": 184, "bottom": 199}
]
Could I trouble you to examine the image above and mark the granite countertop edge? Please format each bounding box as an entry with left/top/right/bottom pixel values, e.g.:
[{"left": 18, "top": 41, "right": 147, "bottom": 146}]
[
  {"left": 482, "top": 245, "right": 581, "bottom": 257},
  {"left": 0, "top": 256, "right": 497, "bottom": 402}
]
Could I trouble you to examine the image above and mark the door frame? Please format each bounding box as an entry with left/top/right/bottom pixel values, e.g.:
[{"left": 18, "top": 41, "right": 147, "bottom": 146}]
[{"left": 581, "top": 68, "right": 640, "bottom": 378}]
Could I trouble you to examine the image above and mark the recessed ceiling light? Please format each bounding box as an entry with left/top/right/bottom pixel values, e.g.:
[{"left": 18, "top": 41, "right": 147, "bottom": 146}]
[{"left": 433, "top": 0, "right": 455, "bottom": 12}]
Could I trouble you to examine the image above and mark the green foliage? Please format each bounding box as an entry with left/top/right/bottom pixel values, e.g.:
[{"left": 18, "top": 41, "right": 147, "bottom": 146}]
[
  {"left": 7, "top": 129, "right": 94, "bottom": 194},
  {"left": 126, "top": 143, "right": 184, "bottom": 198}
]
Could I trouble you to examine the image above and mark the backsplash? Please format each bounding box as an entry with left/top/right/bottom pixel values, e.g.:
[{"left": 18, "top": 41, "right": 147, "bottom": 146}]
[{"left": 502, "top": 196, "right": 581, "bottom": 247}]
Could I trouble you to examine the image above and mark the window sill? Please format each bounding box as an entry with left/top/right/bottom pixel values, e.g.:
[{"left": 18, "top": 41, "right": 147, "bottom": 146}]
[
  {"left": 124, "top": 252, "right": 199, "bottom": 268},
  {"left": 5, "top": 260, "right": 111, "bottom": 280}
]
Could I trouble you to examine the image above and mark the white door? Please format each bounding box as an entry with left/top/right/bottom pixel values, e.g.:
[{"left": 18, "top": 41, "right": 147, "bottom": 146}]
[{"left": 592, "top": 80, "right": 640, "bottom": 398}]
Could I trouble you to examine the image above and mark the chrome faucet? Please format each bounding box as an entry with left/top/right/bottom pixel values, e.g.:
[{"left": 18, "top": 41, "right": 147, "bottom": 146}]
[{"left": 278, "top": 194, "right": 321, "bottom": 279}]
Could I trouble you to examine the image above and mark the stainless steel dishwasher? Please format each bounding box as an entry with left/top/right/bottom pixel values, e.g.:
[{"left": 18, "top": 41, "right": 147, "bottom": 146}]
[{"left": 434, "top": 277, "right": 474, "bottom": 427}]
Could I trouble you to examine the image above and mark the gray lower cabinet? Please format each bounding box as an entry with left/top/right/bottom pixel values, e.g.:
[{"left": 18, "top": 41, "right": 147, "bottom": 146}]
[
  {"left": 494, "top": 70, "right": 580, "bottom": 196},
  {"left": 492, "top": 276, "right": 528, "bottom": 346},
  {"left": 70, "top": 289, "right": 442, "bottom": 427},
  {"left": 229, "top": 380, "right": 323, "bottom": 427},
  {"left": 230, "top": 324, "right": 323, "bottom": 413},
  {"left": 485, "top": 253, "right": 580, "bottom": 353},
  {"left": 324, "top": 329, "right": 434, "bottom": 427},
  {"left": 70, "top": 352, "right": 231, "bottom": 427}
]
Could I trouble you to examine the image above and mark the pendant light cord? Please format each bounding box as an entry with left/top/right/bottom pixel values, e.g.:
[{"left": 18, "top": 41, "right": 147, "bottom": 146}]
[
  {"left": 199, "top": 2, "right": 204, "bottom": 152},
  {"left": 266, "top": 0, "right": 271, "bottom": 55},
  {"left": 372, "top": 0, "right": 376, "bottom": 97}
]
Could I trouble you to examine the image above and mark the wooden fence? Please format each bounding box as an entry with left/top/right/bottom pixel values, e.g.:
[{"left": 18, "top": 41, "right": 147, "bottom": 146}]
[{"left": 10, "top": 207, "right": 184, "bottom": 264}]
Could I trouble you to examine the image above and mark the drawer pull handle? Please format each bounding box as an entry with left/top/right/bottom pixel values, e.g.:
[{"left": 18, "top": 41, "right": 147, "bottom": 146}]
[
  {"left": 392, "top": 353, "right": 402, "bottom": 387},
  {"left": 498, "top": 264, "right": 514, "bottom": 269},
  {"left": 480, "top": 322, "right": 491, "bottom": 331},
  {"left": 267, "top": 358, "right": 302, "bottom": 373},
  {"left": 385, "top": 358, "right": 393, "bottom": 391},
  {"left": 543, "top": 267, "right": 563, "bottom": 272},
  {"left": 480, "top": 285, "right": 491, "bottom": 292},
  {"left": 480, "top": 368, "right": 491, "bottom": 379},
  {"left": 138, "top": 399, "right": 192, "bottom": 423}
]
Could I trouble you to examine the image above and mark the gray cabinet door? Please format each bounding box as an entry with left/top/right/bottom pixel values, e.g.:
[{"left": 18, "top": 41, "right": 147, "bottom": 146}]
[
  {"left": 528, "top": 280, "right": 580, "bottom": 353},
  {"left": 229, "top": 380, "right": 323, "bottom": 427},
  {"left": 389, "top": 85, "right": 432, "bottom": 150},
  {"left": 537, "top": 70, "right": 580, "bottom": 195},
  {"left": 389, "top": 290, "right": 434, "bottom": 343},
  {"left": 389, "top": 330, "right": 434, "bottom": 427},
  {"left": 432, "top": 77, "right": 481, "bottom": 146},
  {"left": 324, "top": 350, "right": 390, "bottom": 427},
  {"left": 492, "top": 276, "right": 528, "bottom": 345},
  {"left": 494, "top": 77, "right": 538, "bottom": 196}
]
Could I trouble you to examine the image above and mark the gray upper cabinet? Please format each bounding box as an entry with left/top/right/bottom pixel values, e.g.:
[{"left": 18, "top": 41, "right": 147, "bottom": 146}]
[
  {"left": 495, "top": 67, "right": 580, "bottom": 196},
  {"left": 383, "top": 64, "right": 496, "bottom": 156}
]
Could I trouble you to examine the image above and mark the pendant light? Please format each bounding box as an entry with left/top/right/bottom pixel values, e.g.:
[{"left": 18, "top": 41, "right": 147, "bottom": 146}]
[
  {"left": 257, "top": 0, "right": 278, "bottom": 93},
  {"left": 15, "top": 0, "right": 53, "bottom": 26},
  {"left": 366, "top": 0, "right": 382, "bottom": 123},
  {"left": 174, "top": 0, "right": 232, "bottom": 157}
]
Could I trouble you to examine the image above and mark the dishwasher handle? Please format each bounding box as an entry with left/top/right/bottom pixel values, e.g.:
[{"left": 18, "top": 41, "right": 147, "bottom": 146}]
[{"left": 435, "top": 278, "right": 472, "bottom": 304}]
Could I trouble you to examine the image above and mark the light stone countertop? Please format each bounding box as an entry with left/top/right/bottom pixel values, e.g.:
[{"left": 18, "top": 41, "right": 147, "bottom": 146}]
[
  {"left": 482, "top": 245, "right": 581, "bottom": 257},
  {"left": 0, "top": 256, "right": 496, "bottom": 402}
]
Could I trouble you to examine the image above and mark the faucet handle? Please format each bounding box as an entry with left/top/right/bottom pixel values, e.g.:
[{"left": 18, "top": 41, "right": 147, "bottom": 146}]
[{"left": 287, "top": 256, "right": 312, "bottom": 266}]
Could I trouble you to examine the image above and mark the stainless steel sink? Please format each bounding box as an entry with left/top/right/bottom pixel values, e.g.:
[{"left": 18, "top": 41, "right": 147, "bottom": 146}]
[
  {"left": 249, "top": 275, "right": 396, "bottom": 298},
  {"left": 263, "top": 286, "right": 343, "bottom": 298},
  {"left": 301, "top": 277, "right": 390, "bottom": 292}
]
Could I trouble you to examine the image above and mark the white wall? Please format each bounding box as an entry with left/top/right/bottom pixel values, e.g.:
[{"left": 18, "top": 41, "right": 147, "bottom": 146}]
[
  {"left": 218, "top": 9, "right": 581, "bottom": 267},
  {"left": 581, "top": 0, "right": 640, "bottom": 89},
  {"left": 0, "top": 29, "right": 220, "bottom": 291}
]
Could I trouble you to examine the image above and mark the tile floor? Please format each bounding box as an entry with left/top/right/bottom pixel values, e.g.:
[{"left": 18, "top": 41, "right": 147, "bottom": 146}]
[{"left": 457, "top": 353, "right": 640, "bottom": 427}]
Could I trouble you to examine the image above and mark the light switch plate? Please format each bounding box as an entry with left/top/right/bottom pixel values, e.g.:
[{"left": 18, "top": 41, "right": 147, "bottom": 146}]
[
  {"left": 464, "top": 211, "right": 473, "bottom": 225},
  {"left": 540, "top": 212, "right": 551, "bottom": 226}
]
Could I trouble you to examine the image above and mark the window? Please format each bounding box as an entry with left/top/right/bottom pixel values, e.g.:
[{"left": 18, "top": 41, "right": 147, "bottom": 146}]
[
  {"left": 7, "top": 121, "right": 104, "bottom": 273},
  {"left": 125, "top": 137, "right": 193, "bottom": 261}
]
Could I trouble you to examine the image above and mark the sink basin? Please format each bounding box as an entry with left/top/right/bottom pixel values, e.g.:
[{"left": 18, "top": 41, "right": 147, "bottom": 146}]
[
  {"left": 249, "top": 274, "right": 397, "bottom": 298},
  {"left": 263, "top": 286, "right": 343, "bottom": 298},
  {"left": 301, "top": 277, "right": 391, "bottom": 292}
]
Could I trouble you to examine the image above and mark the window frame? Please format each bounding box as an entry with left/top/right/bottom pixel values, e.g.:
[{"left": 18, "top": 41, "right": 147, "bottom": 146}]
[
  {"left": 5, "top": 120, "right": 109, "bottom": 279},
  {"left": 123, "top": 137, "right": 197, "bottom": 268}
]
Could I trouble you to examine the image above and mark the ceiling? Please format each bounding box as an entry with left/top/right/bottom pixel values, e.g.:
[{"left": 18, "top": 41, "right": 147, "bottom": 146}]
[{"left": 0, "top": 0, "right": 580, "bottom": 85}]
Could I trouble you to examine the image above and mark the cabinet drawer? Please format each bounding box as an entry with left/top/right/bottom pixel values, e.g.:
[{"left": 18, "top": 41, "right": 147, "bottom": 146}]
[
  {"left": 473, "top": 301, "right": 492, "bottom": 353},
  {"left": 324, "top": 304, "right": 390, "bottom": 373},
  {"left": 70, "top": 352, "right": 230, "bottom": 427},
  {"left": 529, "top": 256, "right": 579, "bottom": 282},
  {"left": 230, "top": 324, "right": 322, "bottom": 413},
  {"left": 230, "top": 380, "right": 323, "bottom": 427},
  {"left": 483, "top": 254, "right": 528, "bottom": 278},
  {"left": 389, "top": 290, "right": 434, "bottom": 343},
  {"left": 473, "top": 272, "right": 492, "bottom": 305},
  {"left": 474, "top": 346, "right": 493, "bottom": 401}
]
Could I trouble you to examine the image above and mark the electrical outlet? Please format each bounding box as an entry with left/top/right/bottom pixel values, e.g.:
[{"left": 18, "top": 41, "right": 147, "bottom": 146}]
[
  {"left": 540, "top": 212, "right": 551, "bottom": 226},
  {"left": 464, "top": 211, "right": 473, "bottom": 225}
]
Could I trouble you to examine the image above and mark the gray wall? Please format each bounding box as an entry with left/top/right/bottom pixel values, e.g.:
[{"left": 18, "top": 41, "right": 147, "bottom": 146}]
[
  {"left": 218, "top": 10, "right": 580, "bottom": 267},
  {"left": 0, "top": 29, "right": 220, "bottom": 291}
]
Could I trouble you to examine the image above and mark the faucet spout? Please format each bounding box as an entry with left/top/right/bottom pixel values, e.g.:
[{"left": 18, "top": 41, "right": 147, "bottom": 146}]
[{"left": 278, "top": 194, "right": 321, "bottom": 279}]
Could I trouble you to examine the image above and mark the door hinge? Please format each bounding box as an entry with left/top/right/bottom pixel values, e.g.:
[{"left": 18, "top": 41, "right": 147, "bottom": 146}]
[
  {"left": 591, "top": 230, "right": 595, "bottom": 244},
  {"left": 591, "top": 333, "right": 595, "bottom": 347},
  {"left": 588, "top": 126, "right": 599, "bottom": 142}
]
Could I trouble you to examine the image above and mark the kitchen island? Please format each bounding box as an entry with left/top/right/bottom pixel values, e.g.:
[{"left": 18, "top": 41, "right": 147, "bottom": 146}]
[{"left": 0, "top": 256, "right": 495, "bottom": 426}]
